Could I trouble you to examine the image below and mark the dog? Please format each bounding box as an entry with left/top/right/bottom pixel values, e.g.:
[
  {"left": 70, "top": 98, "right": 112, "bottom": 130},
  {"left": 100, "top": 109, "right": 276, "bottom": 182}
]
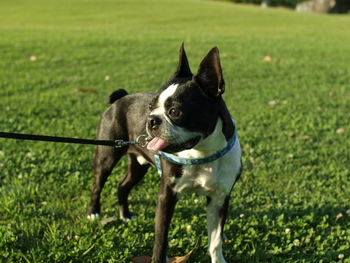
[{"left": 87, "top": 44, "right": 242, "bottom": 263}]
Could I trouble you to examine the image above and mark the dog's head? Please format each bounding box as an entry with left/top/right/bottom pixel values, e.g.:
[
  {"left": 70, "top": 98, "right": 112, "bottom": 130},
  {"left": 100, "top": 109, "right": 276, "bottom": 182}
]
[{"left": 146, "top": 44, "right": 226, "bottom": 153}]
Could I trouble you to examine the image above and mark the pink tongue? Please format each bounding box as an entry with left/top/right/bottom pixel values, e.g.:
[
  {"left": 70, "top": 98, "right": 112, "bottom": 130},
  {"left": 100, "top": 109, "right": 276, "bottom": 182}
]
[{"left": 147, "top": 137, "right": 169, "bottom": 151}]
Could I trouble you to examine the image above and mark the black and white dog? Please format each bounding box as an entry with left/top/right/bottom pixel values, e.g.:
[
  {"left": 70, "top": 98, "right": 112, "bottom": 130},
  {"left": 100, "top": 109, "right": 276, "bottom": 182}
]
[{"left": 87, "top": 44, "right": 242, "bottom": 263}]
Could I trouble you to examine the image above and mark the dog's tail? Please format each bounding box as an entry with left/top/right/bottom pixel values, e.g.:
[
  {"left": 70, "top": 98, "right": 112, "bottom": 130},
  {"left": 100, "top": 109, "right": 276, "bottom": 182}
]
[{"left": 109, "top": 89, "right": 128, "bottom": 104}]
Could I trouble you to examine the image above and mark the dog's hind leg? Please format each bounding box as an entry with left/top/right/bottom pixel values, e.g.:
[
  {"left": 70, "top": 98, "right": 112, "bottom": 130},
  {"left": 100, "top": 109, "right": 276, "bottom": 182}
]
[
  {"left": 87, "top": 145, "right": 126, "bottom": 220},
  {"left": 118, "top": 153, "right": 150, "bottom": 221}
]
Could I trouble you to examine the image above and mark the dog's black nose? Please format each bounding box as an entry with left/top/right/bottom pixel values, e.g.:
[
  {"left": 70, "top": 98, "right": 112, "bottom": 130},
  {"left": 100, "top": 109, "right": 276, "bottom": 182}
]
[{"left": 148, "top": 115, "right": 162, "bottom": 130}]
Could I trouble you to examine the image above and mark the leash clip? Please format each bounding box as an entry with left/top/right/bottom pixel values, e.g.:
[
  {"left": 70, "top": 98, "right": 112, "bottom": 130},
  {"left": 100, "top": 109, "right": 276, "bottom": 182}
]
[
  {"left": 114, "top": 140, "right": 128, "bottom": 148},
  {"left": 114, "top": 135, "right": 151, "bottom": 148},
  {"left": 136, "top": 134, "right": 151, "bottom": 148}
]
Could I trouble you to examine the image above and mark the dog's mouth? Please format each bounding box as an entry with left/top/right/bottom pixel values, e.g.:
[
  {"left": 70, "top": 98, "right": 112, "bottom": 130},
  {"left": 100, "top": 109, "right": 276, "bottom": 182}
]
[
  {"left": 147, "top": 137, "right": 170, "bottom": 151},
  {"left": 147, "top": 136, "right": 201, "bottom": 153}
]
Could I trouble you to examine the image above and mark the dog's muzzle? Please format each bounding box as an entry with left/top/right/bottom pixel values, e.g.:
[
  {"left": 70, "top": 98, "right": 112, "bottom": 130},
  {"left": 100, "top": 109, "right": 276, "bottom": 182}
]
[{"left": 147, "top": 115, "right": 162, "bottom": 131}]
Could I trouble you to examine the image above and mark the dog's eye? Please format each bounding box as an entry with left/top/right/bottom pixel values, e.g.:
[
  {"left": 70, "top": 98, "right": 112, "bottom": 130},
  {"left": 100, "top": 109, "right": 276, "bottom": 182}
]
[{"left": 169, "top": 108, "right": 181, "bottom": 118}]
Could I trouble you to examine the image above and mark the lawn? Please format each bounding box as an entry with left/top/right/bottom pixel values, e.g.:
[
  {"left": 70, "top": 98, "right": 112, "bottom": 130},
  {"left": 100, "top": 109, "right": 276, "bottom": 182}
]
[{"left": 0, "top": 0, "right": 349, "bottom": 262}]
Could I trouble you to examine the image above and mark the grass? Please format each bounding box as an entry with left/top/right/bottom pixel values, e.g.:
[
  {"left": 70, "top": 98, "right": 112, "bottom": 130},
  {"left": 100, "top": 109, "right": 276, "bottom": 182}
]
[{"left": 0, "top": 0, "right": 350, "bottom": 262}]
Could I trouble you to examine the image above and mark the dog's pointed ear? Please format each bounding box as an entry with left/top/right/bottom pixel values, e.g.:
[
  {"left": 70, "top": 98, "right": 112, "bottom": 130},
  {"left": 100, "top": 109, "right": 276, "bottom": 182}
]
[
  {"left": 173, "top": 43, "right": 192, "bottom": 78},
  {"left": 194, "top": 47, "right": 225, "bottom": 98}
]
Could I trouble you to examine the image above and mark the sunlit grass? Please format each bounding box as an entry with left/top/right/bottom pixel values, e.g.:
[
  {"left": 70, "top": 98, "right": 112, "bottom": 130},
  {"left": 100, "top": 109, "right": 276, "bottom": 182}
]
[{"left": 0, "top": 0, "right": 349, "bottom": 262}]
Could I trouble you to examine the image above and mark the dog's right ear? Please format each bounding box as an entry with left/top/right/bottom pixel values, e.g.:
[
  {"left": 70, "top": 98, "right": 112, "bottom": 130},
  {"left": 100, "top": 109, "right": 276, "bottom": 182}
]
[
  {"left": 194, "top": 47, "right": 225, "bottom": 98},
  {"left": 173, "top": 43, "right": 192, "bottom": 79}
]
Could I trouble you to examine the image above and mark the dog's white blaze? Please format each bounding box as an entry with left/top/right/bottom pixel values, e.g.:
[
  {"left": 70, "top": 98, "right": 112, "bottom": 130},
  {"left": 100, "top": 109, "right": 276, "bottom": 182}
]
[
  {"left": 149, "top": 84, "right": 179, "bottom": 137},
  {"left": 151, "top": 84, "right": 179, "bottom": 117},
  {"left": 149, "top": 83, "right": 201, "bottom": 145}
]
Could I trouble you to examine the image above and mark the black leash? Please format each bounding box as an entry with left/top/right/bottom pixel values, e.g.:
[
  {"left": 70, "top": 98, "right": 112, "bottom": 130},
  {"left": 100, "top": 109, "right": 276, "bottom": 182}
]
[{"left": 0, "top": 132, "right": 150, "bottom": 148}]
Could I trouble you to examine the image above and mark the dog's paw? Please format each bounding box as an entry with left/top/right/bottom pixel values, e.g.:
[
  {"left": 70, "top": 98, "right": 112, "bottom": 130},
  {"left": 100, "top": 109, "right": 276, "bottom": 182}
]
[
  {"left": 120, "top": 211, "right": 138, "bottom": 222},
  {"left": 87, "top": 213, "right": 100, "bottom": 221}
]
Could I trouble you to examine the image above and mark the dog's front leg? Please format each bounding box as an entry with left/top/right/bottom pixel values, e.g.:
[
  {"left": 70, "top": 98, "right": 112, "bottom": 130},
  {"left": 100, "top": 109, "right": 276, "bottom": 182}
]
[
  {"left": 152, "top": 173, "right": 178, "bottom": 263},
  {"left": 207, "top": 194, "right": 230, "bottom": 263}
]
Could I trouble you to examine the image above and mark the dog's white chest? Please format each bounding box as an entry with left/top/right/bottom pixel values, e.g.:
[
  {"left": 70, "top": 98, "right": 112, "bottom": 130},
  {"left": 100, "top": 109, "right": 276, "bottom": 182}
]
[
  {"left": 173, "top": 140, "right": 241, "bottom": 196},
  {"left": 174, "top": 163, "right": 220, "bottom": 195}
]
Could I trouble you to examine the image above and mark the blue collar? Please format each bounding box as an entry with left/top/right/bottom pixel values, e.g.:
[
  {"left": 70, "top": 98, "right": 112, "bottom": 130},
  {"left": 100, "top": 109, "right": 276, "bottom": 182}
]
[{"left": 154, "top": 129, "right": 237, "bottom": 176}]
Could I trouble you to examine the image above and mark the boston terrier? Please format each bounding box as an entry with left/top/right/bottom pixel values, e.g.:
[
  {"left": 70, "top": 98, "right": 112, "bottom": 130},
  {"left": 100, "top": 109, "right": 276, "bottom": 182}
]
[{"left": 87, "top": 44, "right": 242, "bottom": 263}]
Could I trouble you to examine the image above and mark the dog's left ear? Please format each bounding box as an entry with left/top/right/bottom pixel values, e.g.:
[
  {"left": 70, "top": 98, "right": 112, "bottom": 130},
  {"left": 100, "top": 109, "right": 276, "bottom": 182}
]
[
  {"left": 173, "top": 43, "right": 193, "bottom": 79},
  {"left": 194, "top": 47, "right": 225, "bottom": 98}
]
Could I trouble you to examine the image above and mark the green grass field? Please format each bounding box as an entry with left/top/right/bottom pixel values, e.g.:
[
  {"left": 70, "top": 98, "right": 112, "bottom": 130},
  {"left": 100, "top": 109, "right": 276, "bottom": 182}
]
[{"left": 0, "top": 0, "right": 350, "bottom": 262}]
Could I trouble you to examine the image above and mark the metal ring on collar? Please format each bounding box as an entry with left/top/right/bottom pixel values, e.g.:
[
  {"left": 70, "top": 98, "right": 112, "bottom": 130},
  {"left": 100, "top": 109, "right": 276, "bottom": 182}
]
[{"left": 136, "top": 134, "right": 151, "bottom": 148}]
